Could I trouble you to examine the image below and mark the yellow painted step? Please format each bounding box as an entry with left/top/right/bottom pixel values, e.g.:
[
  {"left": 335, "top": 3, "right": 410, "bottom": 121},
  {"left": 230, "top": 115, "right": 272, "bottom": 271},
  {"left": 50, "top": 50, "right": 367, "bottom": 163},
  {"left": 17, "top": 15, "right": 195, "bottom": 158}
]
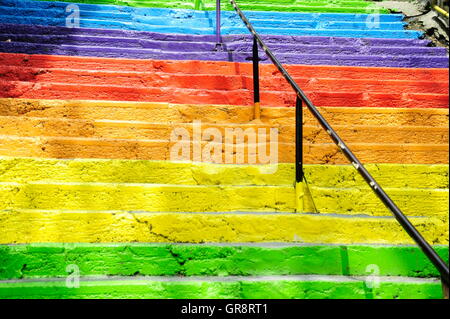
[
  {"left": 0, "top": 157, "right": 447, "bottom": 189},
  {"left": 0, "top": 210, "right": 447, "bottom": 245},
  {"left": 0, "top": 181, "right": 447, "bottom": 217}
]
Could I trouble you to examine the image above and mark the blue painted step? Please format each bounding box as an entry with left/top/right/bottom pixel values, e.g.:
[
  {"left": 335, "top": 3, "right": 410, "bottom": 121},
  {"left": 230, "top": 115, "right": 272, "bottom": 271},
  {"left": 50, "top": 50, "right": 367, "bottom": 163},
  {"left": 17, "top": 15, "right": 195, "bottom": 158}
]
[{"left": 0, "top": 0, "right": 422, "bottom": 39}]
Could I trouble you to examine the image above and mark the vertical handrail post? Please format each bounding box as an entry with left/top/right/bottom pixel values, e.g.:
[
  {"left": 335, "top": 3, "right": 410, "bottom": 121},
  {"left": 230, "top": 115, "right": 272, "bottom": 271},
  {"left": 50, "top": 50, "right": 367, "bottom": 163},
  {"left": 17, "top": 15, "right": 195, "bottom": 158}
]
[
  {"left": 252, "top": 36, "right": 260, "bottom": 120},
  {"left": 295, "top": 96, "right": 304, "bottom": 212},
  {"left": 215, "top": 0, "right": 223, "bottom": 49}
]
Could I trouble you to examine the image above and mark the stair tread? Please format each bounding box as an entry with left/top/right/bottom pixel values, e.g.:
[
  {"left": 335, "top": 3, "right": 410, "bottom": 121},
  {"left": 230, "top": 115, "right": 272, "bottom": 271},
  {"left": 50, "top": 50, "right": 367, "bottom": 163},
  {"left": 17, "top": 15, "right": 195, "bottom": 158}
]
[{"left": 0, "top": 209, "right": 447, "bottom": 245}]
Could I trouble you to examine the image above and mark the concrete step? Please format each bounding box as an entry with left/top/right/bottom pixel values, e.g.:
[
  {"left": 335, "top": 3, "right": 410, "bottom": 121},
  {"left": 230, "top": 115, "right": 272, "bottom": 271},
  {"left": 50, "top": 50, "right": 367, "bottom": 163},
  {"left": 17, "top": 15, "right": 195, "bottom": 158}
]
[
  {"left": 1, "top": 158, "right": 447, "bottom": 189},
  {"left": 0, "top": 275, "right": 443, "bottom": 299},
  {"left": 2, "top": 99, "right": 447, "bottom": 126},
  {"left": 2, "top": 41, "right": 447, "bottom": 68},
  {"left": 1, "top": 243, "right": 447, "bottom": 279},
  {"left": 1, "top": 0, "right": 392, "bottom": 14},
  {"left": 3, "top": 53, "right": 447, "bottom": 80},
  {"left": 0, "top": 13, "right": 421, "bottom": 39},
  {"left": 0, "top": 7, "right": 407, "bottom": 30},
  {"left": 2, "top": 80, "right": 447, "bottom": 108},
  {"left": 0, "top": 180, "right": 447, "bottom": 216},
  {"left": 0, "top": 0, "right": 420, "bottom": 39},
  {"left": 0, "top": 209, "right": 447, "bottom": 245},
  {"left": 2, "top": 33, "right": 444, "bottom": 57},
  {"left": 0, "top": 55, "right": 447, "bottom": 108},
  {"left": 0, "top": 134, "right": 447, "bottom": 164},
  {"left": 1, "top": 116, "right": 447, "bottom": 144},
  {"left": 2, "top": 66, "right": 448, "bottom": 94},
  {"left": 0, "top": 98, "right": 447, "bottom": 164}
]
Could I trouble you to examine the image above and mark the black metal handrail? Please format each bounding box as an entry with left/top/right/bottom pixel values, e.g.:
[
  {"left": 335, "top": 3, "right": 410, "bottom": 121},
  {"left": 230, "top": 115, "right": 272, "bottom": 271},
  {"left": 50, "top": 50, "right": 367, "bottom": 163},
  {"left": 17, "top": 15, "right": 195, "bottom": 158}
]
[{"left": 228, "top": 0, "right": 449, "bottom": 287}]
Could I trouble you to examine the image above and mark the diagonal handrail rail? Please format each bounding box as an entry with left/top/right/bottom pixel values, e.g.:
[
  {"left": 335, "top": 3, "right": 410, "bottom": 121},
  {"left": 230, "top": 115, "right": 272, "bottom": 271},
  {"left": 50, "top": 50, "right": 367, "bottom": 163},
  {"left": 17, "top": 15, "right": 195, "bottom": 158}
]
[{"left": 228, "top": 0, "right": 449, "bottom": 287}]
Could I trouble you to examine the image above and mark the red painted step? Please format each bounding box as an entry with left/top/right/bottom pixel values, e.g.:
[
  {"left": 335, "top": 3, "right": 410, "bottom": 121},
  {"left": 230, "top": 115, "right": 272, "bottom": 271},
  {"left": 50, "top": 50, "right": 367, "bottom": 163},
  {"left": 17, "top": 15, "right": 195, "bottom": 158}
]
[{"left": 0, "top": 53, "right": 448, "bottom": 108}]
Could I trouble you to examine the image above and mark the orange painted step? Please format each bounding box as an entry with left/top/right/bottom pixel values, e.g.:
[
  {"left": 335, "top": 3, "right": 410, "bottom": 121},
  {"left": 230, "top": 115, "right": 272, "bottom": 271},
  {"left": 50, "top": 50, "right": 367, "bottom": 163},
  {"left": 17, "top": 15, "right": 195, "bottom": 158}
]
[
  {"left": 0, "top": 116, "right": 447, "bottom": 144},
  {"left": 2, "top": 99, "right": 447, "bottom": 126},
  {"left": 0, "top": 99, "right": 448, "bottom": 164},
  {"left": 0, "top": 135, "right": 447, "bottom": 164},
  {"left": 0, "top": 53, "right": 447, "bottom": 108}
]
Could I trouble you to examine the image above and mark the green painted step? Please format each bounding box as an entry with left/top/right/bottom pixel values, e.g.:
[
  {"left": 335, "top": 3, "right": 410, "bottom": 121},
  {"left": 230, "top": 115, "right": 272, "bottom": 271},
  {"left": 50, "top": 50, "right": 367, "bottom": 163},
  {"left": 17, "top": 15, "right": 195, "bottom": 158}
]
[
  {"left": 1, "top": 244, "right": 448, "bottom": 280},
  {"left": 0, "top": 276, "right": 443, "bottom": 299},
  {"left": 33, "top": 0, "right": 390, "bottom": 13}
]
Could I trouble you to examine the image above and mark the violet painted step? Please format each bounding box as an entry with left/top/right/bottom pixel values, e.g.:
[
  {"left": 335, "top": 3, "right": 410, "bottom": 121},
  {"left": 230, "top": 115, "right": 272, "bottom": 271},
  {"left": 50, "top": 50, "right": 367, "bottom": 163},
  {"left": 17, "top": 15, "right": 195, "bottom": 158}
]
[
  {"left": 1, "top": 34, "right": 447, "bottom": 56},
  {"left": 0, "top": 24, "right": 448, "bottom": 68}
]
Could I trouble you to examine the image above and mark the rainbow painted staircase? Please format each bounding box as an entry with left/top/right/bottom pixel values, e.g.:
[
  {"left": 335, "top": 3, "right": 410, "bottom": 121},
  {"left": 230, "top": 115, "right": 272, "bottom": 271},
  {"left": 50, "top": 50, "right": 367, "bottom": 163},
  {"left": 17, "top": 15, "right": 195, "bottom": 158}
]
[{"left": 0, "top": 0, "right": 448, "bottom": 299}]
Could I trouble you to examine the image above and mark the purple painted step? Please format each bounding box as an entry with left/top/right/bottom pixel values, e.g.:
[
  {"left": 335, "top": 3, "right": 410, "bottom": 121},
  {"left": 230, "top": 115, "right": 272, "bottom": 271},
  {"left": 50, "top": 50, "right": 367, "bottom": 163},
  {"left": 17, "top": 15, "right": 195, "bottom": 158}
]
[
  {"left": 2, "top": 34, "right": 447, "bottom": 56},
  {"left": 0, "top": 24, "right": 448, "bottom": 68}
]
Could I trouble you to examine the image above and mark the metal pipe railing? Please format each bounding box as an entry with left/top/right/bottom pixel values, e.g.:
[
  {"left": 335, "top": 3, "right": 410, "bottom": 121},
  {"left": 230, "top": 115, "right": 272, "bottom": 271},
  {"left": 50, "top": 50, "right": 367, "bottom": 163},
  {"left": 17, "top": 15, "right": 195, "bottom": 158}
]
[
  {"left": 228, "top": 0, "right": 449, "bottom": 288},
  {"left": 216, "top": 0, "right": 222, "bottom": 45},
  {"left": 431, "top": 0, "right": 450, "bottom": 18}
]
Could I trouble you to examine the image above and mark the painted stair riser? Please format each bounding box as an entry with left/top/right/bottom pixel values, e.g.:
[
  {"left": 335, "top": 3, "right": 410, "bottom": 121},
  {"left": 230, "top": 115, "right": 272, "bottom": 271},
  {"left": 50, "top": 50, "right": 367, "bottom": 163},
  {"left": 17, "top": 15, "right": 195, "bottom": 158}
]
[
  {"left": 2, "top": 0, "right": 392, "bottom": 14},
  {"left": 0, "top": 0, "right": 417, "bottom": 38},
  {"left": 0, "top": 26, "right": 442, "bottom": 60},
  {"left": 1, "top": 158, "right": 448, "bottom": 189},
  {"left": 1, "top": 136, "right": 447, "bottom": 164},
  {"left": 2, "top": 62, "right": 449, "bottom": 94},
  {"left": 1, "top": 58, "right": 447, "bottom": 108},
  {"left": 0, "top": 15, "right": 422, "bottom": 39},
  {"left": 3, "top": 66, "right": 448, "bottom": 95},
  {"left": 2, "top": 53, "right": 447, "bottom": 81},
  {"left": 3, "top": 33, "right": 444, "bottom": 57},
  {"left": 0, "top": 277, "right": 443, "bottom": 299},
  {"left": 2, "top": 81, "right": 448, "bottom": 108},
  {"left": 1, "top": 54, "right": 447, "bottom": 91},
  {"left": 1, "top": 116, "right": 447, "bottom": 144},
  {"left": 0, "top": 182, "right": 448, "bottom": 216},
  {"left": 0, "top": 210, "right": 447, "bottom": 244},
  {"left": 2, "top": 99, "right": 448, "bottom": 126},
  {"left": 1, "top": 244, "right": 447, "bottom": 279},
  {"left": 1, "top": 99, "right": 448, "bottom": 164},
  {"left": 2, "top": 43, "right": 447, "bottom": 69},
  {"left": 2, "top": 24, "right": 427, "bottom": 46},
  {"left": 0, "top": 7, "right": 408, "bottom": 30}
]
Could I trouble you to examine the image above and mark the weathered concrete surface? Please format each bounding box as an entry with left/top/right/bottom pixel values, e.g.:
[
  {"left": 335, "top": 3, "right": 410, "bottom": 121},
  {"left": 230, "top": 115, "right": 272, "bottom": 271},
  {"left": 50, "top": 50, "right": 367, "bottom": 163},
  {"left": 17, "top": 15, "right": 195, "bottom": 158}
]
[
  {"left": 0, "top": 98, "right": 447, "bottom": 164},
  {"left": 2, "top": 53, "right": 447, "bottom": 80},
  {"left": 0, "top": 135, "right": 448, "bottom": 164},
  {"left": 0, "top": 275, "right": 443, "bottom": 299},
  {"left": 0, "top": 157, "right": 448, "bottom": 216},
  {"left": 1, "top": 158, "right": 448, "bottom": 189},
  {"left": 0, "top": 210, "right": 447, "bottom": 244},
  {"left": 2, "top": 99, "right": 447, "bottom": 126},
  {"left": 0, "top": 6, "right": 420, "bottom": 39},
  {"left": 1, "top": 54, "right": 448, "bottom": 109},
  {"left": 374, "top": 0, "right": 449, "bottom": 47},
  {"left": 10, "top": 0, "right": 392, "bottom": 14},
  {"left": 0, "top": 181, "right": 447, "bottom": 216},
  {"left": 1, "top": 116, "right": 447, "bottom": 144},
  {"left": 1, "top": 244, "right": 447, "bottom": 279},
  {"left": 1, "top": 24, "right": 446, "bottom": 68}
]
